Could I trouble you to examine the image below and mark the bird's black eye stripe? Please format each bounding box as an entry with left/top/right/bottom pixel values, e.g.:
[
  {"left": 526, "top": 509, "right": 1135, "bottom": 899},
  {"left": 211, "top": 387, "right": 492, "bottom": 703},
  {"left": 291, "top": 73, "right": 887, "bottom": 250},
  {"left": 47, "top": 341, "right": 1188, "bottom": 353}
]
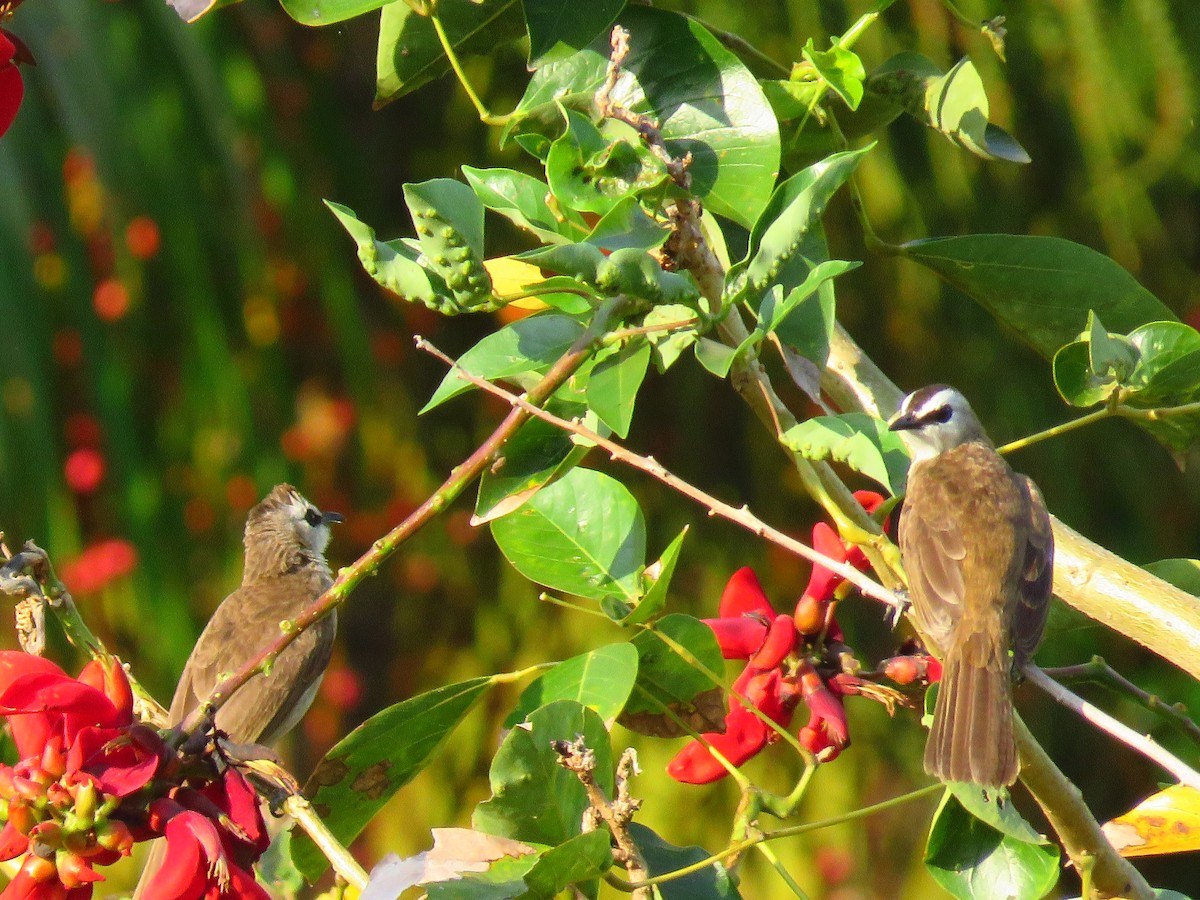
[
  {"left": 927, "top": 405, "right": 953, "bottom": 424},
  {"left": 304, "top": 507, "right": 323, "bottom": 527}
]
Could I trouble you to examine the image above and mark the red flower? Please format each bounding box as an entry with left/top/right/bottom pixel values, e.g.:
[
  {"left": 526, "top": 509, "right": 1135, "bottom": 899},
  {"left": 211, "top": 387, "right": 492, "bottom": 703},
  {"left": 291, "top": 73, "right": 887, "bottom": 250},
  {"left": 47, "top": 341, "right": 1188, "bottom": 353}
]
[
  {"left": 59, "top": 540, "right": 138, "bottom": 595},
  {"left": 794, "top": 491, "right": 888, "bottom": 636},
  {"left": 143, "top": 789, "right": 269, "bottom": 900},
  {"left": 0, "top": 29, "right": 25, "bottom": 138}
]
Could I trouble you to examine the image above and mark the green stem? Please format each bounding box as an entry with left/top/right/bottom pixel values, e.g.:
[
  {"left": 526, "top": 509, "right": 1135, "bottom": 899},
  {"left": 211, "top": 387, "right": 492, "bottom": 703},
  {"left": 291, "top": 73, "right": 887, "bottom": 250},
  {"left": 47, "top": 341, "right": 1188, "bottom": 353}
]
[
  {"left": 615, "top": 783, "right": 942, "bottom": 890},
  {"left": 996, "top": 406, "right": 1114, "bottom": 455},
  {"left": 429, "top": 3, "right": 511, "bottom": 127},
  {"left": 755, "top": 842, "right": 812, "bottom": 899}
]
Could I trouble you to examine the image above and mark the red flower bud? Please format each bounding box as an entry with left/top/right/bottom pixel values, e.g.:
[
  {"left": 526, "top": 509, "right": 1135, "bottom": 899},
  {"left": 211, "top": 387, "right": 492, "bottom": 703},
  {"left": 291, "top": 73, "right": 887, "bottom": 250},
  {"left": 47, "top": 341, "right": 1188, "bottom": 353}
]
[
  {"left": 77, "top": 657, "right": 134, "bottom": 725},
  {"left": 56, "top": 849, "right": 104, "bottom": 888},
  {"left": 748, "top": 614, "right": 796, "bottom": 670},
  {"left": 793, "top": 593, "right": 827, "bottom": 636}
]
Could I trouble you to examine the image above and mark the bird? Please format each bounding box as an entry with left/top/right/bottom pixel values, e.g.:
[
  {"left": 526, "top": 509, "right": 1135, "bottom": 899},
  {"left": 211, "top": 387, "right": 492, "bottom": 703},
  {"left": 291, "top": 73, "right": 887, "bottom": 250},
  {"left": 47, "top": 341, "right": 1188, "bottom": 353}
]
[
  {"left": 888, "top": 385, "right": 1053, "bottom": 788},
  {"left": 135, "top": 483, "right": 342, "bottom": 894}
]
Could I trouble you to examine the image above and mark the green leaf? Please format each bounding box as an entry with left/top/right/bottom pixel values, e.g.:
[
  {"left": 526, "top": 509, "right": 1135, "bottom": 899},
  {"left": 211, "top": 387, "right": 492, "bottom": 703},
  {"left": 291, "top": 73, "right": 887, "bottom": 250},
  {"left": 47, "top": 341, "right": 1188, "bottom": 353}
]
[
  {"left": 594, "top": 248, "right": 700, "bottom": 304},
  {"left": 462, "top": 166, "right": 589, "bottom": 244},
  {"left": 425, "top": 847, "right": 542, "bottom": 899},
  {"left": 625, "top": 614, "right": 723, "bottom": 713},
  {"left": 546, "top": 110, "right": 670, "bottom": 216},
  {"left": 946, "top": 784, "right": 1046, "bottom": 843},
  {"left": 902, "top": 235, "right": 1177, "bottom": 359},
  {"left": 925, "top": 789, "right": 1059, "bottom": 900},
  {"left": 584, "top": 197, "right": 670, "bottom": 253},
  {"left": 623, "top": 526, "right": 688, "bottom": 626},
  {"left": 644, "top": 304, "right": 702, "bottom": 372},
  {"left": 727, "top": 146, "right": 870, "bottom": 323},
  {"left": 325, "top": 200, "right": 448, "bottom": 308},
  {"left": 292, "top": 677, "right": 492, "bottom": 881},
  {"left": 474, "top": 700, "right": 613, "bottom": 846},
  {"left": 519, "top": 242, "right": 609, "bottom": 283},
  {"left": 757, "top": 259, "right": 859, "bottom": 366},
  {"left": 1052, "top": 340, "right": 1119, "bottom": 408},
  {"left": 694, "top": 337, "right": 738, "bottom": 378},
  {"left": 475, "top": 412, "right": 590, "bottom": 524},
  {"left": 523, "top": 0, "right": 625, "bottom": 69},
  {"left": 782, "top": 413, "right": 909, "bottom": 494},
  {"left": 507, "top": 6, "right": 780, "bottom": 228},
  {"left": 802, "top": 39, "right": 866, "bottom": 110},
  {"left": 422, "top": 314, "right": 586, "bottom": 412},
  {"left": 1086, "top": 311, "right": 1139, "bottom": 383},
  {"left": 490, "top": 467, "right": 647, "bottom": 602},
  {"left": 870, "top": 54, "right": 1029, "bottom": 164},
  {"left": 1126, "top": 321, "right": 1200, "bottom": 405},
  {"left": 761, "top": 76, "right": 824, "bottom": 121},
  {"left": 1144, "top": 559, "right": 1200, "bottom": 597},
  {"left": 522, "top": 828, "right": 613, "bottom": 898},
  {"left": 376, "top": 0, "right": 525, "bottom": 104},
  {"left": 257, "top": 829, "right": 304, "bottom": 898},
  {"left": 629, "top": 823, "right": 742, "bottom": 899},
  {"left": 279, "top": 0, "right": 391, "bottom": 26},
  {"left": 505, "top": 643, "right": 639, "bottom": 728},
  {"left": 404, "top": 179, "right": 494, "bottom": 311},
  {"left": 586, "top": 340, "right": 651, "bottom": 438}
]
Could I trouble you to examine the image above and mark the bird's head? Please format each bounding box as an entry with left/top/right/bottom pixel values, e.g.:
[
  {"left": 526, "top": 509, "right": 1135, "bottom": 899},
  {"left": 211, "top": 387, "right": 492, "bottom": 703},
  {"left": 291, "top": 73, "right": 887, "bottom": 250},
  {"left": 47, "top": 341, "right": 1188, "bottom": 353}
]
[
  {"left": 888, "top": 385, "right": 989, "bottom": 461},
  {"left": 244, "top": 484, "right": 344, "bottom": 576}
]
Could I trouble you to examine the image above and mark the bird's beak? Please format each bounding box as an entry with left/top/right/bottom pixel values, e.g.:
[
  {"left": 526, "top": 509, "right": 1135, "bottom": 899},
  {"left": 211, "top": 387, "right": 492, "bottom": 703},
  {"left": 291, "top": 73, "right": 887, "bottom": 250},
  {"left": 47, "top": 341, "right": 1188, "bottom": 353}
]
[
  {"left": 320, "top": 511, "right": 345, "bottom": 526},
  {"left": 888, "top": 411, "right": 919, "bottom": 432}
]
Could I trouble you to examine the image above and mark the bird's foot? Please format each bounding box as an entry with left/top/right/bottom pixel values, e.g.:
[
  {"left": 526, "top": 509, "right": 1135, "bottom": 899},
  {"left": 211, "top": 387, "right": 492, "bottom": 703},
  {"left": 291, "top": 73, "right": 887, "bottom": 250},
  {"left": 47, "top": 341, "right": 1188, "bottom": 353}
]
[{"left": 885, "top": 589, "right": 910, "bottom": 629}]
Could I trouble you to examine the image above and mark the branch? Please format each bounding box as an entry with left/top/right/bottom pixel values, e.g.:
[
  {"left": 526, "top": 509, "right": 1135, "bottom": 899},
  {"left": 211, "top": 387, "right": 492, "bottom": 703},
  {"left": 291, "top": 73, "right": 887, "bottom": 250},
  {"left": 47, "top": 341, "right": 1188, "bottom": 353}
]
[
  {"left": 1042, "top": 656, "right": 1200, "bottom": 744},
  {"left": 554, "top": 740, "right": 649, "bottom": 898},
  {"left": 1023, "top": 664, "right": 1200, "bottom": 790},
  {"left": 238, "top": 756, "right": 368, "bottom": 890},
  {"left": 1015, "top": 716, "right": 1155, "bottom": 900},
  {"left": 416, "top": 337, "right": 904, "bottom": 613},
  {"left": 179, "top": 299, "right": 635, "bottom": 736},
  {"left": 0, "top": 542, "right": 169, "bottom": 725}
]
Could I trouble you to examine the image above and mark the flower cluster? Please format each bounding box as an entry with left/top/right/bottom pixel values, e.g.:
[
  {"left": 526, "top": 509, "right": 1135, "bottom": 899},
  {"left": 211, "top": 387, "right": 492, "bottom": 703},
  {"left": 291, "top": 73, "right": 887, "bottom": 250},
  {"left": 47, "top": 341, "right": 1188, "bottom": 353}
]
[
  {"left": 0, "top": 651, "right": 269, "bottom": 899},
  {"left": 668, "top": 492, "right": 939, "bottom": 784}
]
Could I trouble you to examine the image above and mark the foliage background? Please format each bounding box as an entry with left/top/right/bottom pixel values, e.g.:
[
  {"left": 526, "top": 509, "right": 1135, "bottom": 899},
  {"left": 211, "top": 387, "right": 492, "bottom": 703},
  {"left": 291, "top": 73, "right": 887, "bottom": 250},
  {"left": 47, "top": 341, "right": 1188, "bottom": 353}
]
[{"left": 0, "top": 0, "right": 1198, "bottom": 896}]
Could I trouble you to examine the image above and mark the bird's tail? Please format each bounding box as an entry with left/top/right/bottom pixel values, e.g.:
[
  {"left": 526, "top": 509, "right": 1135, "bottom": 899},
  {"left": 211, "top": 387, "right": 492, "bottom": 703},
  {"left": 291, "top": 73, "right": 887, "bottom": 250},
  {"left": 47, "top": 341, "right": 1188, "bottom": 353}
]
[{"left": 925, "top": 648, "right": 1017, "bottom": 788}]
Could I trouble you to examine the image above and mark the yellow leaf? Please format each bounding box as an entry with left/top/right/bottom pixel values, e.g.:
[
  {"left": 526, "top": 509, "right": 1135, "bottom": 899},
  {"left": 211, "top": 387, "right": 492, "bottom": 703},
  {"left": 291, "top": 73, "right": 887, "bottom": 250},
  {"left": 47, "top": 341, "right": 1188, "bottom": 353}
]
[
  {"left": 483, "top": 257, "right": 549, "bottom": 311},
  {"left": 1101, "top": 784, "right": 1200, "bottom": 857}
]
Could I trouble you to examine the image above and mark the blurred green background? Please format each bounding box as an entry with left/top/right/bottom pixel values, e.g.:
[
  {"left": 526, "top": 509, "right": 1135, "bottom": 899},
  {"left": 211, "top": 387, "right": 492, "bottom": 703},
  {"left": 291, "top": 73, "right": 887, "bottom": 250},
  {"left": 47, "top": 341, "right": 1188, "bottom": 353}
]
[{"left": 1, "top": 0, "right": 1198, "bottom": 896}]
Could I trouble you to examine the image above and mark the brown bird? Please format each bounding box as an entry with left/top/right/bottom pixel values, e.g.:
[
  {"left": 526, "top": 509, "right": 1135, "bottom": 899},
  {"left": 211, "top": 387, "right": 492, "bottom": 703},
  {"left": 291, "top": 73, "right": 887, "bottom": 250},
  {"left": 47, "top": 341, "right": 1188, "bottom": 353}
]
[
  {"left": 889, "top": 386, "right": 1053, "bottom": 788},
  {"left": 135, "top": 483, "right": 342, "bottom": 893}
]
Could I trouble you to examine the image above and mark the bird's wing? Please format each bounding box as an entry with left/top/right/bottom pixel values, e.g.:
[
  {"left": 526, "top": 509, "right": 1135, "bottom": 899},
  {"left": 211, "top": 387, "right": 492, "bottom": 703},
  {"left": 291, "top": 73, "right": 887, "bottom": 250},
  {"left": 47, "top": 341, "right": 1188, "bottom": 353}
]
[
  {"left": 169, "top": 577, "right": 334, "bottom": 744},
  {"left": 899, "top": 462, "right": 967, "bottom": 651},
  {"left": 1012, "top": 474, "right": 1054, "bottom": 665}
]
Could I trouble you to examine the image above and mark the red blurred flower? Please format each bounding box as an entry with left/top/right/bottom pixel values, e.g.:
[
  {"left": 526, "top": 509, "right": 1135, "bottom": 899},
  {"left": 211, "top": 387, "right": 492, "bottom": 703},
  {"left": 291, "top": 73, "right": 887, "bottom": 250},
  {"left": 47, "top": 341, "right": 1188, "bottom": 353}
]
[
  {"left": 59, "top": 540, "right": 137, "bottom": 594},
  {"left": 0, "top": 28, "right": 28, "bottom": 139},
  {"left": 64, "top": 448, "right": 105, "bottom": 494}
]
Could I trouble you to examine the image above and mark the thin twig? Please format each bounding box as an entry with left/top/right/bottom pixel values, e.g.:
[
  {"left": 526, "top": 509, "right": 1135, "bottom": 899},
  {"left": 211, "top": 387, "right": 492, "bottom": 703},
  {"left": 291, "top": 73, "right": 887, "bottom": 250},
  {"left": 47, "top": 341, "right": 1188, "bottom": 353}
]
[
  {"left": 1023, "top": 663, "right": 1200, "bottom": 790},
  {"left": 1042, "top": 656, "right": 1200, "bottom": 745},
  {"left": 416, "top": 337, "right": 904, "bottom": 612}
]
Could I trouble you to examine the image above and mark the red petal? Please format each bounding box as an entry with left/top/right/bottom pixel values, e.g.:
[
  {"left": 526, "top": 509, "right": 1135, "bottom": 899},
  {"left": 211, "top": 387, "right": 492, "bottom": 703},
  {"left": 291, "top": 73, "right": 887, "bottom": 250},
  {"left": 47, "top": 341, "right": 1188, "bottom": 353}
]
[
  {"left": 748, "top": 614, "right": 795, "bottom": 670},
  {"left": 142, "top": 812, "right": 223, "bottom": 900},
  {"left": 852, "top": 490, "right": 885, "bottom": 514},
  {"left": 76, "top": 659, "right": 134, "bottom": 725},
  {"left": 223, "top": 865, "right": 271, "bottom": 900},
  {"left": 218, "top": 768, "right": 267, "bottom": 856},
  {"left": 0, "top": 58, "right": 22, "bottom": 139},
  {"left": 0, "top": 653, "right": 65, "bottom": 696},
  {"left": 0, "top": 821, "right": 28, "bottom": 860},
  {"left": 718, "top": 568, "right": 773, "bottom": 618},
  {"left": 804, "top": 523, "right": 846, "bottom": 602},
  {"left": 702, "top": 617, "right": 767, "bottom": 660},
  {"left": 666, "top": 707, "right": 768, "bottom": 784},
  {"left": 732, "top": 667, "right": 793, "bottom": 728}
]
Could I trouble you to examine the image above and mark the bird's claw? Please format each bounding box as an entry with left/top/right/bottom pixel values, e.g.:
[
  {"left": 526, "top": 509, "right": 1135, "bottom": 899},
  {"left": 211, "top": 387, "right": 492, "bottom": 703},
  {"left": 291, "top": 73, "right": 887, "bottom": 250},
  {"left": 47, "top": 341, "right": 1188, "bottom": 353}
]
[{"left": 885, "top": 590, "right": 910, "bottom": 629}]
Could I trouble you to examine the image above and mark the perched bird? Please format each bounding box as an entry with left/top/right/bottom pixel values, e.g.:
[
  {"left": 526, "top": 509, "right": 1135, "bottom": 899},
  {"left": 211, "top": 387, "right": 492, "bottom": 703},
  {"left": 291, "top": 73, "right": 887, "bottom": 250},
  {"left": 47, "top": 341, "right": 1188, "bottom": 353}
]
[
  {"left": 135, "top": 483, "right": 342, "bottom": 893},
  {"left": 889, "top": 386, "right": 1053, "bottom": 788}
]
